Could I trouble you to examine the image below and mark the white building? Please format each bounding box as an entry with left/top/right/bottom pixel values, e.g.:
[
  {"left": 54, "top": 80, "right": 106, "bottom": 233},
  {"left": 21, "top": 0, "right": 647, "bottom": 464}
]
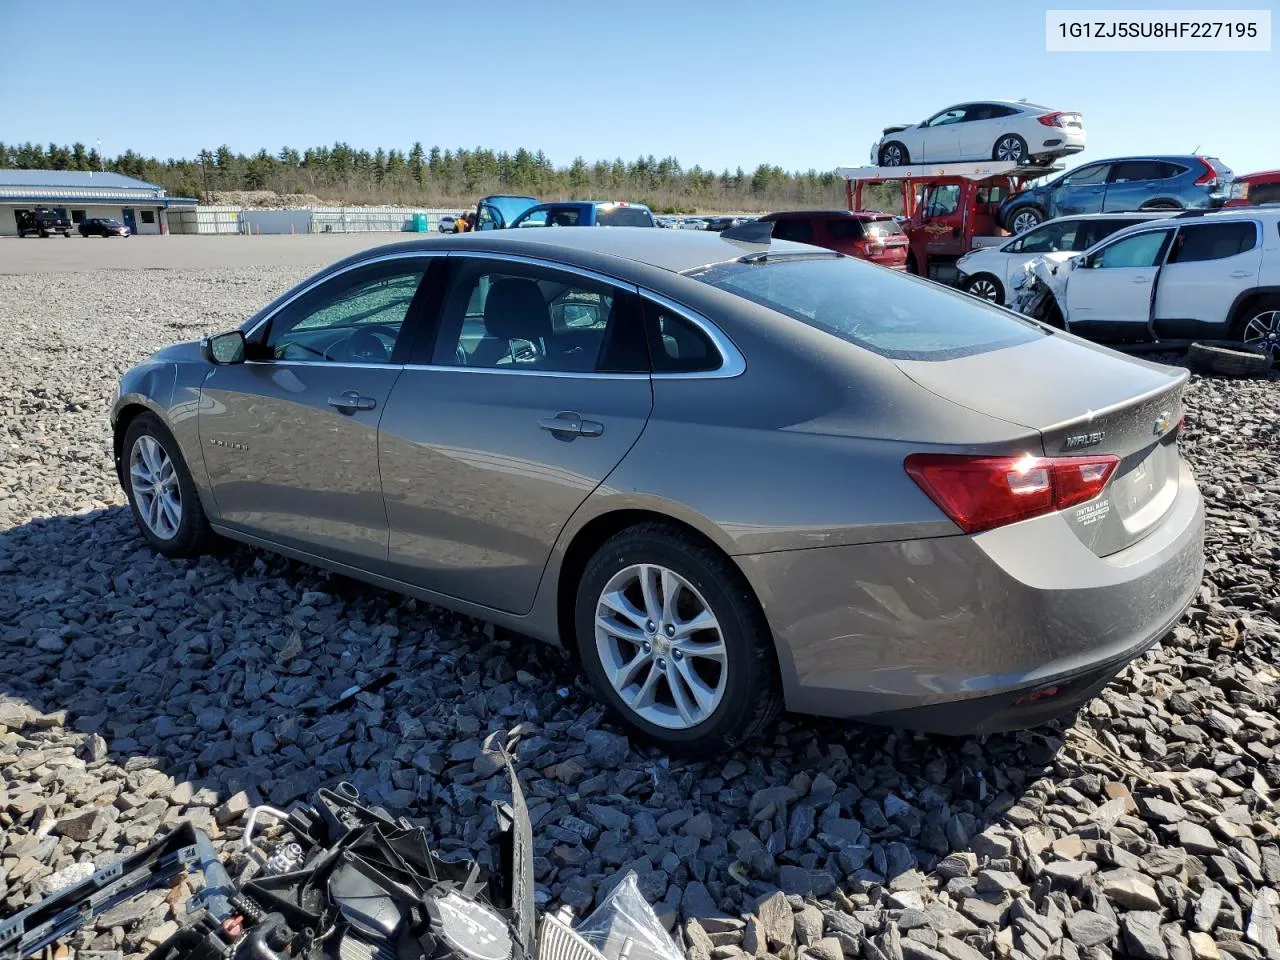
[{"left": 0, "top": 169, "right": 197, "bottom": 236}]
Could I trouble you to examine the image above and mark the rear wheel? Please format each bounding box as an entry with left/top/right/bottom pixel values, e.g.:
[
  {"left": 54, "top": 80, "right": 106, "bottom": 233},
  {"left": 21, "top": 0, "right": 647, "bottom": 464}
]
[
  {"left": 574, "top": 523, "right": 782, "bottom": 754},
  {"left": 964, "top": 273, "right": 1004, "bottom": 304},
  {"left": 1236, "top": 297, "right": 1280, "bottom": 366},
  {"left": 122, "top": 413, "right": 212, "bottom": 558},
  {"left": 993, "top": 134, "right": 1029, "bottom": 164},
  {"left": 1009, "top": 207, "right": 1044, "bottom": 234},
  {"left": 879, "top": 141, "right": 909, "bottom": 167}
]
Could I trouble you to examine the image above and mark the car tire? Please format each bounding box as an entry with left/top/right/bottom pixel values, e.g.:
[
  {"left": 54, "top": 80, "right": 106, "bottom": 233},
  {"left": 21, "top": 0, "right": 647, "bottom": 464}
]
[
  {"left": 879, "top": 142, "right": 909, "bottom": 167},
  {"left": 964, "top": 273, "right": 1005, "bottom": 304},
  {"left": 1232, "top": 297, "right": 1280, "bottom": 367},
  {"left": 121, "top": 413, "right": 212, "bottom": 558},
  {"left": 1008, "top": 207, "right": 1045, "bottom": 234},
  {"left": 39, "top": 230, "right": 49, "bottom": 238},
  {"left": 1188, "top": 342, "right": 1273, "bottom": 377},
  {"left": 574, "top": 522, "right": 782, "bottom": 754},
  {"left": 993, "top": 134, "right": 1029, "bottom": 164}
]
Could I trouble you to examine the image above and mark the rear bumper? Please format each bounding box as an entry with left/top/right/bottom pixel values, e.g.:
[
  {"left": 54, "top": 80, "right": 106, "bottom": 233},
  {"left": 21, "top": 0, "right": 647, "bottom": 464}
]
[{"left": 737, "top": 461, "right": 1204, "bottom": 733}]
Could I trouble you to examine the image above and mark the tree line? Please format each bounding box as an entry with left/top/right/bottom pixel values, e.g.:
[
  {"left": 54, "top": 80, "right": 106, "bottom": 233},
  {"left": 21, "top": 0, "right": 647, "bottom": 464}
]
[{"left": 0, "top": 140, "right": 861, "bottom": 213}]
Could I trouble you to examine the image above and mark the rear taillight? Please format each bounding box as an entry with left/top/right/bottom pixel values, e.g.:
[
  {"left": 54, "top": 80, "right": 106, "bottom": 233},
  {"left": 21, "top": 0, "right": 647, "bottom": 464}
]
[
  {"left": 1037, "top": 112, "right": 1064, "bottom": 127},
  {"left": 904, "top": 453, "right": 1120, "bottom": 534},
  {"left": 1193, "top": 157, "right": 1218, "bottom": 186}
]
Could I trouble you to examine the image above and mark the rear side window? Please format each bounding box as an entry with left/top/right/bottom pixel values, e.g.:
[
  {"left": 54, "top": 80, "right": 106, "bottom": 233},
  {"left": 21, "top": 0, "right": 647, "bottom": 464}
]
[
  {"left": 826, "top": 219, "right": 865, "bottom": 240},
  {"left": 642, "top": 300, "right": 719, "bottom": 373},
  {"left": 688, "top": 256, "right": 1042, "bottom": 362},
  {"left": 596, "top": 206, "right": 653, "bottom": 226},
  {"left": 1169, "top": 222, "right": 1258, "bottom": 263},
  {"left": 1109, "top": 161, "right": 1171, "bottom": 182},
  {"left": 771, "top": 219, "right": 816, "bottom": 243}
]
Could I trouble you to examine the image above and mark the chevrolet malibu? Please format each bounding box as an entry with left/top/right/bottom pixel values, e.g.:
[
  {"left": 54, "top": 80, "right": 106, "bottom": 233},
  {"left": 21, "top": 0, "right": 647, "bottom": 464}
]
[{"left": 111, "top": 226, "right": 1204, "bottom": 752}]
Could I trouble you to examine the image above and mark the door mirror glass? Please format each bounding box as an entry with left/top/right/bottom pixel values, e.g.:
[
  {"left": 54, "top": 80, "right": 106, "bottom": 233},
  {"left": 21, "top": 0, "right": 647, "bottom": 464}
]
[{"left": 203, "top": 330, "right": 246, "bottom": 364}]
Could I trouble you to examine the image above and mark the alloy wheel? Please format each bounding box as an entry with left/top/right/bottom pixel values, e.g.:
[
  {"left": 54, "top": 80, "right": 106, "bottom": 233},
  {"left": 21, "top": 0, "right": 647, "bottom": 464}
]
[
  {"left": 1011, "top": 210, "right": 1042, "bottom": 234},
  {"left": 882, "top": 144, "right": 903, "bottom": 166},
  {"left": 969, "top": 278, "right": 1000, "bottom": 302},
  {"left": 996, "top": 136, "right": 1025, "bottom": 162},
  {"left": 1243, "top": 309, "right": 1280, "bottom": 363},
  {"left": 594, "top": 563, "right": 728, "bottom": 730},
  {"left": 129, "top": 435, "right": 182, "bottom": 539}
]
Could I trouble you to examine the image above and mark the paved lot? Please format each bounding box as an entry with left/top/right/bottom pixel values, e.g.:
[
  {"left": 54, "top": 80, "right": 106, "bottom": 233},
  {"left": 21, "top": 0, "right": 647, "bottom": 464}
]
[{"left": 0, "top": 233, "right": 431, "bottom": 274}]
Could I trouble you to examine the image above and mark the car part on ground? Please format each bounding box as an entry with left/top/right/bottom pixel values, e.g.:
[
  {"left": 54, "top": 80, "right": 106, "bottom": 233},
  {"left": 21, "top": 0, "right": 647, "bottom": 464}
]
[
  {"left": 1187, "top": 341, "right": 1274, "bottom": 377},
  {"left": 0, "top": 748, "right": 670, "bottom": 960}
]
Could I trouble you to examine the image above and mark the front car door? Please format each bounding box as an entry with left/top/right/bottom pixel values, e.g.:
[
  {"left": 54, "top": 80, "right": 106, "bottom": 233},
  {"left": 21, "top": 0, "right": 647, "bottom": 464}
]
[
  {"left": 1152, "top": 219, "right": 1263, "bottom": 337},
  {"left": 1061, "top": 228, "right": 1173, "bottom": 338},
  {"left": 999, "top": 218, "right": 1082, "bottom": 287},
  {"left": 919, "top": 106, "right": 968, "bottom": 161},
  {"left": 1103, "top": 160, "right": 1177, "bottom": 212},
  {"left": 199, "top": 254, "right": 435, "bottom": 567},
  {"left": 377, "top": 255, "right": 653, "bottom": 614},
  {"left": 917, "top": 182, "right": 964, "bottom": 262},
  {"left": 1050, "top": 163, "right": 1111, "bottom": 216}
]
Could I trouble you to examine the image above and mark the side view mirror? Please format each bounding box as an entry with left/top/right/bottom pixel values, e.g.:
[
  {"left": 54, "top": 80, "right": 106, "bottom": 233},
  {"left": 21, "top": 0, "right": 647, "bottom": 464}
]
[{"left": 202, "top": 330, "right": 246, "bottom": 365}]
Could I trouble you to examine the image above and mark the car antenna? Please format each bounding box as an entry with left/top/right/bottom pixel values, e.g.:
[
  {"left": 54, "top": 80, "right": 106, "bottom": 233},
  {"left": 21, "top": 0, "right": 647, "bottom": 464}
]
[{"left": 720, "top": 219, "right": 774, "bottom": 244}]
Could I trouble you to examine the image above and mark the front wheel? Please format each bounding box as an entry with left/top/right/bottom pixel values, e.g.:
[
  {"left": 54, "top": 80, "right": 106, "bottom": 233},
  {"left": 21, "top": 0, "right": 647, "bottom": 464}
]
[
  {"left": 122, "top": 413, "right": 212, "bottom": 558},
  {"left": 993, "top": 134, "right": 1029, "bottom": 164},
  {"left": 964, "top": 273, "right": 1005, "bottom": 304},
  {"left": 879, "top": 141, "right": 909, "bottom": 167},
  {"left": 574, "top": 523, "right": 782, "bottom": 754},
  {"left": 1008, "top": 207, "right": 1044, "bottom": 234}
]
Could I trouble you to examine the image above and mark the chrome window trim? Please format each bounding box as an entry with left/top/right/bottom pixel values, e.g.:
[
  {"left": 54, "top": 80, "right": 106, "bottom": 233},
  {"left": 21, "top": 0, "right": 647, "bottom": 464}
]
[
  {"left": 244, "top": 250, "right": 446, "bottom": 341},
  {"left": 638, "top": 289, "right": 746, "bottom": 380},
  {"left": 400, "top": 365, "right": 649, "bottom": 381},
  {"left": 243, "top": 360, "right": 406, "bottom": 370}
]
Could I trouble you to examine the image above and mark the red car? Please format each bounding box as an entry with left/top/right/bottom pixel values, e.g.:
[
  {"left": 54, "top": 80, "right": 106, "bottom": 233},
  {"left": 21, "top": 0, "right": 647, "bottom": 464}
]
[
  {"left": 758, "top": 210, "right": 909, "bottom": 269},
  {"left": 1224, "top": 169, "right": 1280, "bottom": 207}
]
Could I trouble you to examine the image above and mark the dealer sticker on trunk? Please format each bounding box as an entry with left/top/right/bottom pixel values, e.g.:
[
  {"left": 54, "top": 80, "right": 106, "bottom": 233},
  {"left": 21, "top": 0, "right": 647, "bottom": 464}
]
[{"left": 1075, "top": 499, "right": 1111, "bottom": 526}]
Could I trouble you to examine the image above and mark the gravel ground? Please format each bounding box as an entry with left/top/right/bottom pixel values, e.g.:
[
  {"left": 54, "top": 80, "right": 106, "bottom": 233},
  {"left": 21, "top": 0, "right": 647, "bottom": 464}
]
[{"left": 2, "top": 266, "right": 1280, "bottom": 960}]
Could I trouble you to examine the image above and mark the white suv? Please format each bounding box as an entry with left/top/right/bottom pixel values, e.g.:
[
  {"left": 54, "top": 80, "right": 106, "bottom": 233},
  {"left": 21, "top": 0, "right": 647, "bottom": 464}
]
[
  {"left": 956, "top": 212, "right": 1168, "bottom": 305},
  {"left": 1020, "top": 208, "right": 1280, "bottom": 363}
]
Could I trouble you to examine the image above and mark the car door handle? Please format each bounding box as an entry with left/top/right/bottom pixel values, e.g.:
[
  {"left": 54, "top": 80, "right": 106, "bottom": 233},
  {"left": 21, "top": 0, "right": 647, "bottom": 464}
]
[
  {"left": 1132, "top": 276, "right": 1149, "bottom": 283},
  {"left": 538, "top": 412, "right": 603, "bottom": 439},
  {"left": 327, "top": 390, "right": 376, "bottom": 412},
  {"left": 1230, "top": 270, "right": 1253, "bottom": 278}
]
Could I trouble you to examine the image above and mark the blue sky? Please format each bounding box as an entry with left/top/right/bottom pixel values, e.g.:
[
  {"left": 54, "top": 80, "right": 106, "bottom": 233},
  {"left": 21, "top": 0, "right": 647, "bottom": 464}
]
[{"left": 1, "top": 0, "right": 1275, "bottom": 175}]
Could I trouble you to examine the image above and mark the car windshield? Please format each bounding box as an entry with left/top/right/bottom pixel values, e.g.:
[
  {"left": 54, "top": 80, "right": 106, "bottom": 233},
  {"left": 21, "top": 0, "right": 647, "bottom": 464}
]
[
  {"left": 596, "top": 205, "right": 653, "bottom": 226},
  {"left": 688, "top": 256, "right": 1043, "bottom": 361}
]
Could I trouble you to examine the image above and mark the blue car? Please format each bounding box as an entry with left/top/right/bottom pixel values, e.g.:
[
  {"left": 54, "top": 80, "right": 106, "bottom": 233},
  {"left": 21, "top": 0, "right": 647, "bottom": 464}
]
[
  {"left": 999, "top": 155, "right": 1233, "bottom": 235},
  {"left": 509, "top": 200, "right": 656, "bottom": 228}
]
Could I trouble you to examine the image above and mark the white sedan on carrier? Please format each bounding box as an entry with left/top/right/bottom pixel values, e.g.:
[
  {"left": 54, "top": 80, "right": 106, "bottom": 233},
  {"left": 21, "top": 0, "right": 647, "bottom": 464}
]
[{"left": 872, "top": 100, "right": 1085, "bottom": 167}]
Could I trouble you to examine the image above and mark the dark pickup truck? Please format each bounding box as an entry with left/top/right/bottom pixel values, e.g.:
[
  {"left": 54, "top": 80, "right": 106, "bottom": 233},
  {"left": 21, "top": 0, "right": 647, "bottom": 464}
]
[{"left": 17, "top": 207, "right": 73, "bottom": 237}]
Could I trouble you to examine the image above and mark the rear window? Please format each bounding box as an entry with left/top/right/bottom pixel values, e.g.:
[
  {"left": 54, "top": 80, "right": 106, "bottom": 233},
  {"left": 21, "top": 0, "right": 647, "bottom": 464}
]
[
  {"left": 688, "top": 256, "right": 1043, "bottom": 361},
  {"left": 862, "top": 218, "right": 906, "bottom": 238},
  {"left": 596, "top": 206, "right": 653, "bottom": 226}
]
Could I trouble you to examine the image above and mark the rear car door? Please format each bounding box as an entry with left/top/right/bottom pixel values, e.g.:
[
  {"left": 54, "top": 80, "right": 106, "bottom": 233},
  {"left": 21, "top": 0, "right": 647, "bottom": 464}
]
[
  {"left": 377, "top": 255, "right": 653, "bottom": 614},
  {"left": 1051, "top": 163, "right": 1110, "bottom": 216},
  {"left": 1152, "top": 219, "right": 1263, "bottom": 335},
  {"left": 1062, "top": 228, "right": 1173, "bottom": 334},
  {"left": 959, "top": 103, "right": 1013, "bottom": 159},
  {"left": 1103, "top": 160, "right": 1179, "bottom": 212},
  {"left": 199, "top": 254, "right": 435, "bottom": 567}
]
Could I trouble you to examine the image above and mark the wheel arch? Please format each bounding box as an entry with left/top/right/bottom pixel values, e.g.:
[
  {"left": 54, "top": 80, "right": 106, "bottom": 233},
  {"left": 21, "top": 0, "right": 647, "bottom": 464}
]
[
  {"left": 1226, "top": 287, "right": 1280, "bottom": 337},
  {"left": 112, "top": 397, "right": 166, "bottom": 486}
]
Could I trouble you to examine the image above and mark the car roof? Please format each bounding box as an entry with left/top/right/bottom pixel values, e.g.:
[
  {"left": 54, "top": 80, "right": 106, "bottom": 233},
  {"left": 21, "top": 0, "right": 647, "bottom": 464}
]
[
  {"left": 1237, "top": 169, "right": 1280, "bottom": 182},
  {"left": 341, "top": 226, "right": 819, "bottom": 275},
  {"left": 1047, "top": 212, "right": 1173, "bottom": 221},
  {"left": 764, "top": 210, "right": 895, "bottom": 220},
  {"left": 1082, "top": 207, "right": 1277, "bottom": 248}
]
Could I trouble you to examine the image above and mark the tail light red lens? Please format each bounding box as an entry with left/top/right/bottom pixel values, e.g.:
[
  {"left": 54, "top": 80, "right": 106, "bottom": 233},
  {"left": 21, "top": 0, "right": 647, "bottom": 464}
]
[
  {"left": 1037, "top": 112, "right": 1064, "bottom": 127},
  {"left": 904, "top": 453, "right": 1120, "bottom": 534},
  {"left": 1193, "top": 157, "right": 1218, "bottom": 186}
]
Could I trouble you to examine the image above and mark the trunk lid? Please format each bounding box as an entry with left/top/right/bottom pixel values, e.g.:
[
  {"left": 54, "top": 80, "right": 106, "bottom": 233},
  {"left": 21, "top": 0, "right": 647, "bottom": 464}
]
[{"left": 895, "top": 333, "right": 1187, "bottom": 556}]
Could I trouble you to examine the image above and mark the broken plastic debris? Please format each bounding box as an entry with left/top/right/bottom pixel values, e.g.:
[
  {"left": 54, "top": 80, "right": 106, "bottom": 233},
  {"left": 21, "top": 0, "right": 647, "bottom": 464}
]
[{"left": 572, "top": 872, "right": 683, "bottom": 960}]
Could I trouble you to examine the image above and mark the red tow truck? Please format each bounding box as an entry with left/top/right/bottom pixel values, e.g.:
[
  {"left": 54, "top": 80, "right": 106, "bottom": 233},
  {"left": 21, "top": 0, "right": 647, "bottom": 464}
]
[{"left": 837, "top": 161, "right": 1061, "bottom": 284}]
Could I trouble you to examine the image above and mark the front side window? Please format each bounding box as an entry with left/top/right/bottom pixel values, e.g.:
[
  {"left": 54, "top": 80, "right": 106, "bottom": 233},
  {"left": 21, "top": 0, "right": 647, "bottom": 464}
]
[
  {"left": 433, "top": 261, "right": 646, "bottom": 373},
  {"left": 924, "top": 185, "right": 960, "bottom": 218},
  {"left": 1061, "top": 164, "right": 1110, "bottom": 186},
  {"left": 1090, "top": 230, "right": 1171, "bottom": 269},
  {"left": 514, "top": 208, "right": 551, "bottom": 227},
  {"left": 261, "top": 260, "right": 426, "bottom": 363},
  {"left": 926, "top": 107, "right": 968, "bottom": 127},
  {"left": 688, "top": 256, "right": 1042, "bottom": 362},
  {"left": 1168, "top": 221, "right": 1258, "bottom": 263}
]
